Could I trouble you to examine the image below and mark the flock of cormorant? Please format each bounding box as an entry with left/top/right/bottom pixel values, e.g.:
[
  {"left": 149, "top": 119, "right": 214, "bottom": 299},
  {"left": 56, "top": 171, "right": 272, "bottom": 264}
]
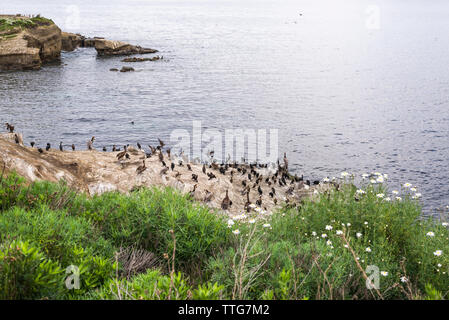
[{"left": 4, "top": 122, "right": 325, "bottom": 212}]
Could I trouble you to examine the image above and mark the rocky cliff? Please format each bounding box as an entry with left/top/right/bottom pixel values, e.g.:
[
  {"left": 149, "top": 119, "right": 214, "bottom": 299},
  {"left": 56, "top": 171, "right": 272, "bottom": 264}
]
[
  {"left": 0, "top": 132, "right": 325, "bottom": 217},
  {"left": 0, "top": 15, "right": 61, "bottom": 71},
  {"left": 1, "top": 15, "right": 159, "bottom": 70}
]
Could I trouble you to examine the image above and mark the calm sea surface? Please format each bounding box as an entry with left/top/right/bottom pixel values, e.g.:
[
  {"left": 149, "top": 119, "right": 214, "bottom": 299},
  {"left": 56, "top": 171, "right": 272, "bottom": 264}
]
[{"left": 1, "top": 0, "right": 449, "bottom": 213}]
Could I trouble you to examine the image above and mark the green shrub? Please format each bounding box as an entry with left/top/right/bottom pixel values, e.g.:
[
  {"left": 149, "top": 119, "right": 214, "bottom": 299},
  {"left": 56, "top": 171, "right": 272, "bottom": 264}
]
[
  {"left": 0, "top": 240, "right": 64, "bottom": 299},
  {"left": 0, "top": 206, "right": 115, "bottom": 265},
  {"left": 70, "top": 188, "right": 232, "bottom": 275},
  {"left": 89, "top": 269, "right": 191, "bottom": 300}
]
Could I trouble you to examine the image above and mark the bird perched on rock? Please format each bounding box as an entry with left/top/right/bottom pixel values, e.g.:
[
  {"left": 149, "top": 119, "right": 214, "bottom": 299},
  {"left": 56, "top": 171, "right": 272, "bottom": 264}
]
[
  {"left": 207, "top": 172, "right": 216, "bottom": 180},
  {"left": 46, "top": 143, "right": 51, "bottom": 151},
  {"left": 166, "top": 148, "right": 171, "bottom": 159},
  {"left": 244, "top": 191, "right": 251, "bottom": 212},
  {"left": 136, "top": 159, "right": 147, "bottom": 174},
  {"left": 221, "top": 190, "right": 232, "bottom": 210},
  {"left": 87, "top": 137, "right": 95, "bottom": 150},
  {"left": 117, "top": 146, "right": 128, "bottom": 160},
  {"left": 189, "top": 184, "right": 198, "bottom": 198},
  {"left": 187, "top": 164, "right": 192, "bottom": 171},
  {"left": 103, "top": 146, "right": 107, "bottom": 152},
  {"left": 71, "top": 144, "right": 75, "bottom": 151},
  {"left": 202, "top": 164, "right": 206, "bottom": 175},
  {"left": 283, "top": 152, "right": 288, "bottom": 171},
  {"left": 158, "top": 150, "right": 164, "bottom": 162},
  {"left": 112, "top": 145, "right": 117, "bottom": 152},
  {"left": 30, "top": 141, "right": 35, "bottom": 148},
  {"left": 192, "top": 174, "right": 198, "bottom": 182},
  {"left": 59, "top": 142, "right": 63, "bottom": 151},
  {"left": 14, "top": 134, "right": 19, "bottom": 144},
  {"left": 5, "top": 123, "right": 14, "bottom": 133},
  {"left": 158, "top": 138, "right": 165, "bottom": 148},
  {"left": 148, "top": 145, "right": 156, "bottom": 155},
  {"left": 170, "top": 162, "right": 175, "bottom": 171},
  {"left": 38, "top": 147, "right": 44, "bottom": 154},
  {"left": 137, "top": 142, "right": 141, "bottom": 150},
  {"left": 204, "top": 189, "right": 213, "bottom": 202}
]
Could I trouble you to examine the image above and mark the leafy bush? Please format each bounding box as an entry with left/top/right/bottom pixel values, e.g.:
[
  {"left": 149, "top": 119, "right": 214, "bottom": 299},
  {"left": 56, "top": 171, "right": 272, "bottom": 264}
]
[
  {"left": 0, "top": 206, "right": 114, "bottom": 265},
  {"left": 89, "top": 269, "right": 191, "bottom": 300},
  {"left": 2, "top": 171, "right": 449, "bottom": 300},
  {"left": 0, "top": 240, "right": 63, "bottom": 299},
  {"left": 69, "top": 188, "right": 232, "bottom": 275}
]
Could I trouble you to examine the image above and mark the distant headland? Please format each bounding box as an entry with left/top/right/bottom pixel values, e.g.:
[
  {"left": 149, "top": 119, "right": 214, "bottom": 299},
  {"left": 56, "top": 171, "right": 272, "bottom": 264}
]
[{"left": 0, "top": 14, "right": 158, "bottom": 71}]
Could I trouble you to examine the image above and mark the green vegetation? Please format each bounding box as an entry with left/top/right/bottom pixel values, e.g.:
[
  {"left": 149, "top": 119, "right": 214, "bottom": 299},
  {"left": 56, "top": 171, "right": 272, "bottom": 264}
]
[
  {"left": 1, "top": 171, "right": 448, "bottom": 300},
  {"left": 0, "top": 15, "right": 53, "bottom": 34}
]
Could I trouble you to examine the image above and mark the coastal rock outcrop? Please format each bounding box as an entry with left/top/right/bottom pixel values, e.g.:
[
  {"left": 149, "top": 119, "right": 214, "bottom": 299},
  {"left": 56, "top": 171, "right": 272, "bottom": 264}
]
[
  {"left": 121, "top": 55, "right": 162, "bottom": 62},
  {"left": 95, "top": 39, "right": 158, "bottom": 56},
  {"left": 61, "top": 32, "right": 84, "bottom": 51},
  {"left": 1, "top": 15, "right": 160, "bottom": 71},
  {"left": 120, "top": 66, "right": 134, "bottom": 72},
  {"left": 0, "top": 15, "right": 61, "bottom": 70},
  {"left": 0, "top": 132, "right": 327, "bottom": 217}
]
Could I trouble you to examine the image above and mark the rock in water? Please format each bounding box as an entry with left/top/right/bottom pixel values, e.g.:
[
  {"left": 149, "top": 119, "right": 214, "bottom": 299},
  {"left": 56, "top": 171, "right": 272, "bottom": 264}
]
[
  {"left": 95, "top": 39, "right": 158, "bottom": 56},
  {"left": 61, "top": 32, "right": 85, "bottom": 52},
  {"left": 121, "top": 56, "right": 162, "bottom": 62},
  {"left": 0, "top": 15, "right": 61, "bottom": 71},
  {"left": 120, "top": 66, "right": 134, "bottom": 72}
]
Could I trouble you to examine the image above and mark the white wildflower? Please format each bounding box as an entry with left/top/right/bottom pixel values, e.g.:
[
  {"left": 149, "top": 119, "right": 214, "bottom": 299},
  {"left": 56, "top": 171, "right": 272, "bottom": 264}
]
[
  {"left": 426, "top": 231, "right": 435, "bottom": 237},
  {"left": 365, "top": 247, "right": 372, "bottom": 252},
  {"left": 381, "top": 271, "right": 388, "bottom": 277},
  {"left": 232, "top": 229, "right": 240, "bottom": 235},
  {"left": 434, "top": 250, "right": 443, "bottom": 256}
]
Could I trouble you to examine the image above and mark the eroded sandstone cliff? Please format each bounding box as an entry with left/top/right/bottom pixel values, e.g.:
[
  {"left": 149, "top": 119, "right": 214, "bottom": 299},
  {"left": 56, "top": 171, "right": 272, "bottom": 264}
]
[{"left": 0, "top": 15, "right": 61, "bottom": 70}]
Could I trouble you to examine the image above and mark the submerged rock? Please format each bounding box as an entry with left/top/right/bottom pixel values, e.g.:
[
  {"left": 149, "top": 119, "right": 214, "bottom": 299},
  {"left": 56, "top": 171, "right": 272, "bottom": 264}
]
[
  {"left": 121, "top": 55, "right": 162, "bottom": 62},
  {"left": 95, "top": 39, "right": 158, "bottom": 56},
  {"left": 120, "top": 66, "right": 134, "bottom": 72}
]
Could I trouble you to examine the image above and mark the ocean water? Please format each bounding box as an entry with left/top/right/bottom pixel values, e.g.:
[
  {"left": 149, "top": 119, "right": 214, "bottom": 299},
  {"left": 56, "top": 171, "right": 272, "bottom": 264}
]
[{"left": 1, "top": 0, "right": 449, "bottom": 213}]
